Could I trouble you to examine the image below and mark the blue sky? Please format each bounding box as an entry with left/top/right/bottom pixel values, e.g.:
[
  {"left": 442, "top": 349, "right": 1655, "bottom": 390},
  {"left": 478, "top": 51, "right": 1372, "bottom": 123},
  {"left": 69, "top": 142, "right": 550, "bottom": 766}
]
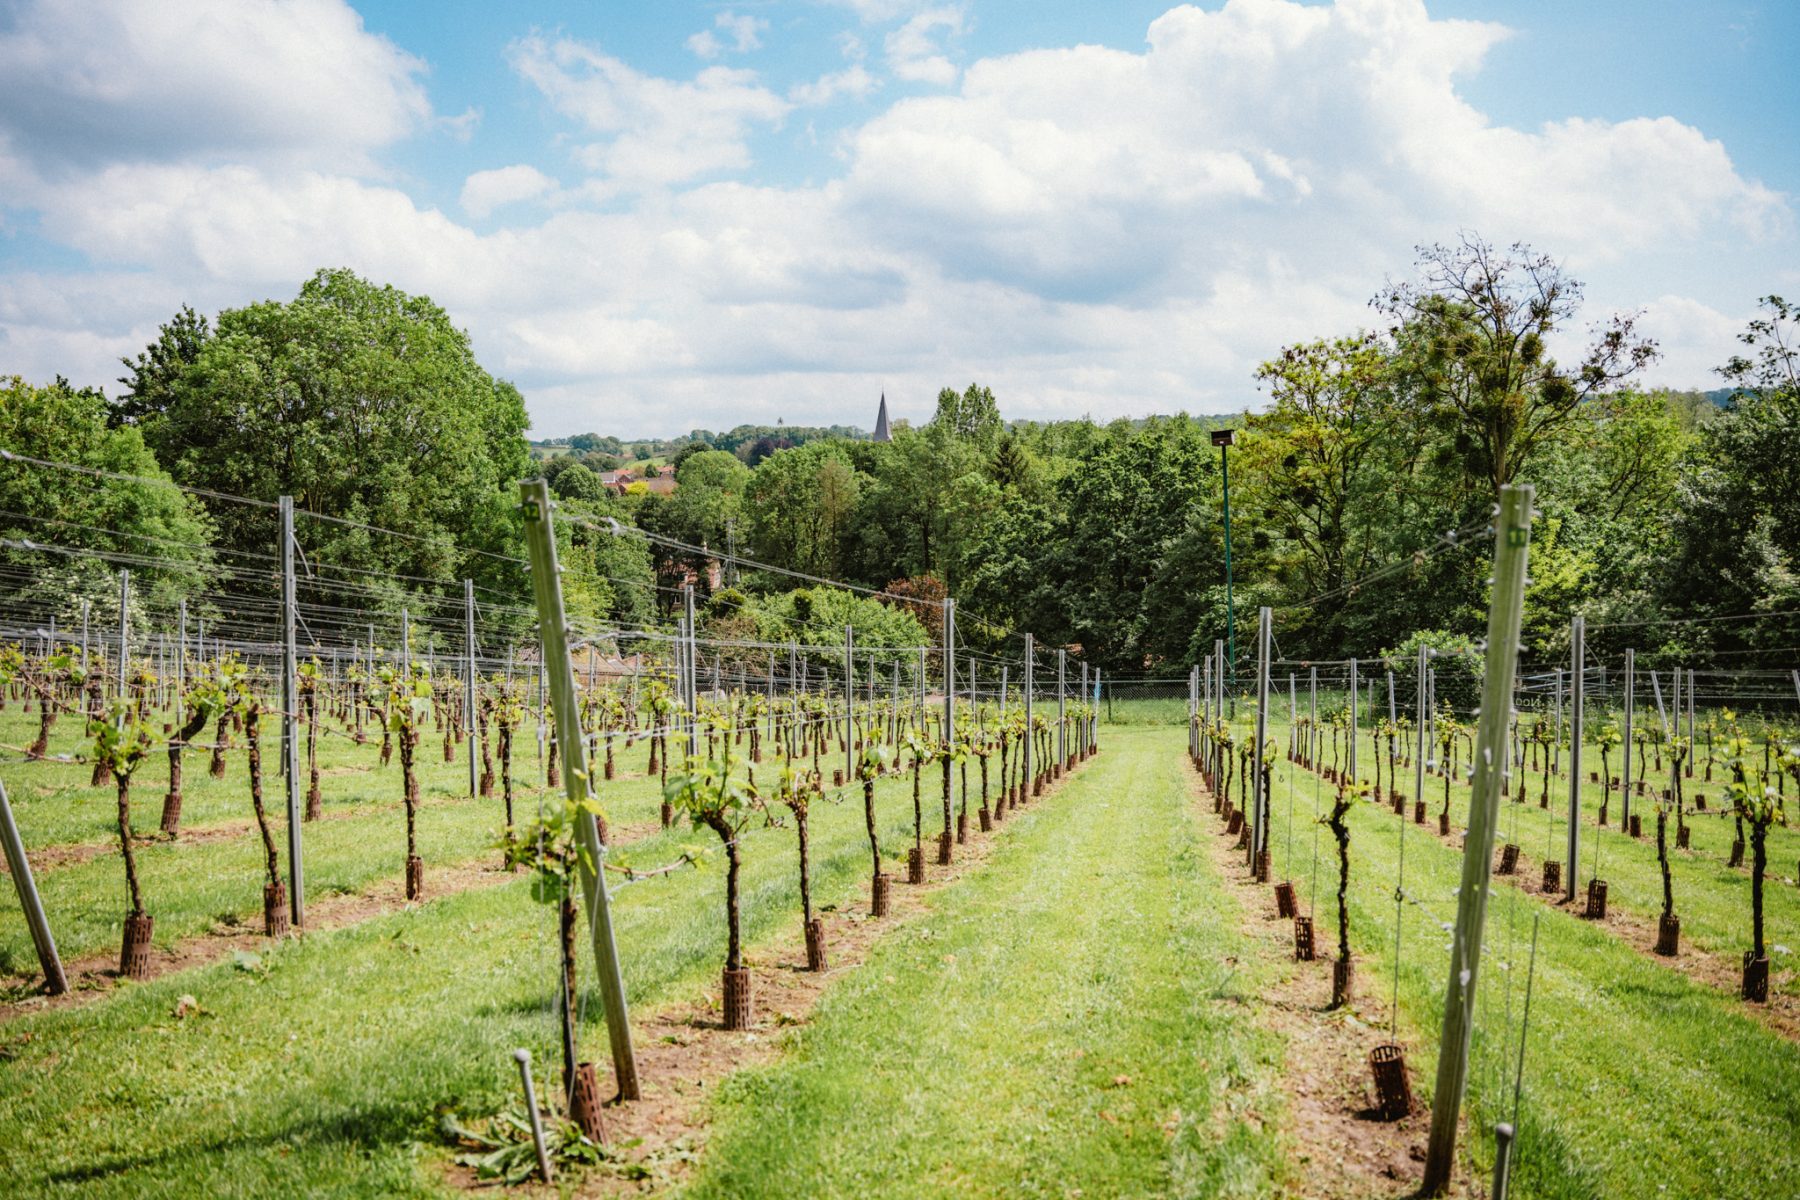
[{"left": 1, "top": 0, "right": 1794, "bottom": 436}]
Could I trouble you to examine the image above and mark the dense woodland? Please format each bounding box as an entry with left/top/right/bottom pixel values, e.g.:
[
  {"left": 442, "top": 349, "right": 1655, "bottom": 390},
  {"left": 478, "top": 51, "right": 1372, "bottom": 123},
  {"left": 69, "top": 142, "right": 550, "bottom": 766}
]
[{"left": 3, "top": 237, "right": 1797, "bottom": 675}]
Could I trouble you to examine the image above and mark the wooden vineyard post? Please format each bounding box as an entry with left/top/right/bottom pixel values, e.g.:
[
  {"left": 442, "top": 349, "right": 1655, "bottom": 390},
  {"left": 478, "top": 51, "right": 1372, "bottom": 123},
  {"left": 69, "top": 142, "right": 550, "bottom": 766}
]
[
  {"left": 1251, "top": 606, "right": 1271, "bottom": 874},
  {"left": 945, "top": 599, "right": 956, "bottom": 750},
  {"left": 115, "top": 568, "right": 129, "bottom": 706},
  {"left": 519, "top": 479, "right": 640, "bottom": 1102},
  {"left": 684, "top": 585, "right": 699, "bottom": 761},
  {"left": 844, "top": 624, "right": 855, "bottom": 785},
  {"left": 1414, "top": 643, "right": 1428, "bottom": 830},
  {"left": 1022, "top": 633, "right": 1033, "bottom": 788},
  {"left": 1566, "top": 616, "right": 1584, "bottom": 904},
  {"left": 1056, "top": 648, "right": 1066, "bottom": 769},
  {"left": 1189, "top": 665, "right": 1199, "bottom": 761},
  {"left": 465, "top": 579, "right": 479, "bottom": 797},
  {"left": 1621, "top": 647, "right": 1635, "bottom": 835},
  {"left": 175, "top": 599, "right": 186, "bottom": 707},
  {"left": 280, "top": 497, "right": 304, "bottom": 928},
  {"left": 0, "top": 777, "right": 65, "bottom": 994},
  {"left": 1422, "top": 485, "right": 1535, "bottom": 1195}
]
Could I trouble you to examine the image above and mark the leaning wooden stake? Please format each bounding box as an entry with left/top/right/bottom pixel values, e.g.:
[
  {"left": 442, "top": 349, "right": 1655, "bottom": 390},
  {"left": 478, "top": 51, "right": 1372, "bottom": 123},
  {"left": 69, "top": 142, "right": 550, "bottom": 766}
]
[
  {"left": 520, "top": 479, "right": 641, "bottom": 1102},
  {"left": 0, "top": 777, "right": 65, "bottom": 994},
  {"left": 1422, "top": 485, "right": 1535, "bottom": 1196}
]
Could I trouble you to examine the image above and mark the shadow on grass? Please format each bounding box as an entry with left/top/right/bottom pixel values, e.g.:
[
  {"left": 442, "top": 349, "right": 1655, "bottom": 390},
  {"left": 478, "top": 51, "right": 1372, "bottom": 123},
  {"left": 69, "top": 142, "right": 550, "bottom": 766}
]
[{"left": 44, "top": 1098, "right": 424, "bottom": 1186}]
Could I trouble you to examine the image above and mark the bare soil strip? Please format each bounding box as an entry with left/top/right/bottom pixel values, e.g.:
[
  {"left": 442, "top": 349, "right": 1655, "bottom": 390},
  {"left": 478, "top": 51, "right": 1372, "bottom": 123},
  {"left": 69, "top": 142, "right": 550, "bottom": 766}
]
[
  {"left": 442, "top": 758, "right": 1097, "bottom": 1197},
  {"left": 0, "top": 819, "right": 662, "bottom": 1021},
  {"left": 1188, "top": 762, "right": 1474, "bottom": 1200}
]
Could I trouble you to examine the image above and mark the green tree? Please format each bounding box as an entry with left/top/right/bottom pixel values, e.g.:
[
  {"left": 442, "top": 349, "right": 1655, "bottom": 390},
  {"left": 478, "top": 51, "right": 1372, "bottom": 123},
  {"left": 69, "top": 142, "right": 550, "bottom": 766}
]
[
  {"left": 931, "top": 383, "right": 1002, "bottom": 446},
  {"left": 113, "top": 305, "right": 211, "bottom": 428},
  {"left": 746, "top": 441, "right": 862, "bottom": 579},
  {"left": 1657, "top": 297, "right": 1800, "bottom": 660},
  {"left": 1245, "top": 333, "right": 1395, "bottom": 616},
  {"left": 1379, "top": 235, "right": 1657, "bottom": 496},
  {"left": 130, "top": 268, "right": 530, "bottom": 607},
  {"left": 0, "top": 375, "right": 214, "bottom": 619}
]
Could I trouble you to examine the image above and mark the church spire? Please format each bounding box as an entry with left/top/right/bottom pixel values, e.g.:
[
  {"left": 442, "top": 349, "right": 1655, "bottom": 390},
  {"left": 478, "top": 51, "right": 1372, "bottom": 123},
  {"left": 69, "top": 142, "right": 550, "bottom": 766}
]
[{"left": 874, "top": 392, "right": 891, "bottom": 443}]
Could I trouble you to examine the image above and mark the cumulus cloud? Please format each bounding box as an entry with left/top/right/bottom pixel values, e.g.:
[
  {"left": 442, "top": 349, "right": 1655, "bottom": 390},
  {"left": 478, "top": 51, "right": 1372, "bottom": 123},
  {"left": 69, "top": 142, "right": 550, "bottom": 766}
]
[
  {"left": 885, "top": 7, "right": 964, "bottom": 85},
  {"left": 790, "top": 65, "right": 879, "bottom": 107},
  {"left": 460, "top": 164, "right": 557, "bottom": 218},
  {"left": 0, "top": 0, "right": 429, "bottom": 173},
  {"left": 509, "top": 33, "right": 789, "bottom": 188},
  {"left": 0, "top": 0, "right": 1788, "bottom": 437},
  {"left": 687, "top": 11, "right": 768, "bottom": 59}
]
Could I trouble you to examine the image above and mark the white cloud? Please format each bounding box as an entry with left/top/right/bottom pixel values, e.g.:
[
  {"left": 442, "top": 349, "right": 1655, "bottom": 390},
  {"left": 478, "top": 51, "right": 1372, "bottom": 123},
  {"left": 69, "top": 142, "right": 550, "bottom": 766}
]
[
  {"left": 510, "top": 34, "right": 789, "bottom": 188},
  {"left": 460, "top": 165, "right": 557, "bottom": 219},
  {"left": 885, "top": 7, "right": 964, "bottom": 86},
  {"left": 0, "top": 0, "right": 429, "bottom": 172},
  {"left": 687, "top": 12, "right": 767, "bottom": 59},
  {"left": 1634, "top": 294, "right": 1753, "bottom": 391},
  {"left": 0, "top": 0, "right": 1788, "bottom": 438},
  {"left": 790, "top": 66, "right": 879, "bottom": 107}
]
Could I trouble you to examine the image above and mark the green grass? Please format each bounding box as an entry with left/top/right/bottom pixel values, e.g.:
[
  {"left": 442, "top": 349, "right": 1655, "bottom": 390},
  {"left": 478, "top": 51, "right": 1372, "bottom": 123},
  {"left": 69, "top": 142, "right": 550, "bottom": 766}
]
[
  {"left": 1098, "top": 697, "right": 1190, "bottom": 726},
  {"left": 0, "top": 705, "right": 676, "bottom": 974},
  {"left": 1295, "top": 721, "right": 1800, "bottom": 1004},
  {"left": 1252, "top": 725, "right": 1800, "bottom": 1199},
  {"left": 0, "top": 740, "right": 998, "bottom": 1196},
  {"left": 10, "top": 712, "right": 1800, "bottom": 1199},
  {"left": 682, "top": 726, "right": 1288, "bottom": 1200}
]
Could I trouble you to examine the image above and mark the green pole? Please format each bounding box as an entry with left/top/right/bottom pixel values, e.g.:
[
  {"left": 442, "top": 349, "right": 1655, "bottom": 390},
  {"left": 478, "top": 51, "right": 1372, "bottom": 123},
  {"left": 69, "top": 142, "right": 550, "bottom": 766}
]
[
  {"left": 1422, "top": 485, "right": 1536, "bottom": 1194},
  {"left": 1221, "top": 441, "right": 1235, "bottom": 689},
  {"left": 519, "top": 478, "right": 641, "bottom": 1101}
]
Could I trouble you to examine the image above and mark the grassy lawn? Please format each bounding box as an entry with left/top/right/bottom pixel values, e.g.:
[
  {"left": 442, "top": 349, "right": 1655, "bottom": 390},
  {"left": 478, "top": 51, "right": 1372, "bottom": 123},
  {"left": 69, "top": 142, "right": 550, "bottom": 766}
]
[
  {"left": 0, "top": 705, "right": 676, "bottom": 974},
  {"left": 1288, "top": 719, "right": 1800, "bottom": 1002},
  {"left": 0, "top": 730, "right": 944, "bottom": 1196},
  {"left": 682, "top": 724, "right": 1288, "bottom": 1200},
  {"left": 1253, "top": 721, "right": 1800, "bottom": 1199},
  {"left": 9, "top": 708, "right": 1800, "bottom": 1199}
]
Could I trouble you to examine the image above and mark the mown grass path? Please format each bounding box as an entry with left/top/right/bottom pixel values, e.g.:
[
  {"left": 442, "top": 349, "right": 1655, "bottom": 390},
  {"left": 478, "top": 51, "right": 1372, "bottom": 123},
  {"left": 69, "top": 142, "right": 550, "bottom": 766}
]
[
  {"left": 1256, "top": 726, "right": 1800, "bottom": 1199},
  {"left": 680, "top": 726, "right": 1289, "bottom": 1200}
]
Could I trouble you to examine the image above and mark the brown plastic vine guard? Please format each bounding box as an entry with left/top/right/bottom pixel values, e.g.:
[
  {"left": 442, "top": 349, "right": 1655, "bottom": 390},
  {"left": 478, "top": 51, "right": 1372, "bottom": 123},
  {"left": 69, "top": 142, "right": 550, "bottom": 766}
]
[
  {"left": 1497, "top": 843, "right": 1519, "bottom": 875},
  {"left": 1743, "top": 952, "right": 1770, "bottom": 1003},
  {"left": 1369, "top": 1043, "right": 1413, "bottom": 1120},
  {"left": 1293, "top": 915, "right": 1315, "bottom": 961},
  {"left": 264, "top": 881, "right": 289, "bottom": 938},
  {"left": 1274, "top": 880, "right": 1296, "bottom": 918},
  {"left": 570, "top": 1061, "right": 606, "bottom": 1143},
  {"left": 1541, "top": 860, "right": 1562, "bottom": 894},
  {"left": 1584, "top": 878, "right": 1608, "bottom": 920},
  {"left": 722, "top": 967, "right": 753, "bottom": 1030},
  {"left": 120, "top": 912, "right": 154, "bottom": 980}
]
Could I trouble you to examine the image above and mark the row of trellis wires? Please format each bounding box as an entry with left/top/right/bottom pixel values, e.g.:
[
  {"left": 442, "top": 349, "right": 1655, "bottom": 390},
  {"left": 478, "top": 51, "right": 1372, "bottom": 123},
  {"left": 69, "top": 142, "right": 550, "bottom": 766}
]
[
  {"left": 0, "top": 451, "right": 1101, "bottom": 1181},
  {"left": 1186, "top": 484, "right": 1800, "bottom": 1198},
  {"left": 1186, "top": 491, "right": 1542, "bottom": 1197}
]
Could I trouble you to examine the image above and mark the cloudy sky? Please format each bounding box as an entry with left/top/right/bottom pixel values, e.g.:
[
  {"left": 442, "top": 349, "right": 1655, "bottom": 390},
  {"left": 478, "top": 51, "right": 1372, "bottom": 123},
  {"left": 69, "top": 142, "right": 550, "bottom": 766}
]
[{"left": 1, "top": 0, "right": 1794, "bottom": 437}]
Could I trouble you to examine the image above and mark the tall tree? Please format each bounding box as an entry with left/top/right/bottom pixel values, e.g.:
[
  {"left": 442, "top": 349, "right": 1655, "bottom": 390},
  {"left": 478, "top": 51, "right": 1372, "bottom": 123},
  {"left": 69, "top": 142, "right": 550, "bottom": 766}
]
[
  {"left": 1378, "top": 235, "right": 1657, "bottom": 495},
  {"left": 113, "top": 305, "right": 210, "bottom": 428},
  {"left": 130, "top": 269, "right": 530, "bottom": 606},
  {"left": 1244, "top": 333, "right": 1395, "bottom": 610},
  {"left": 0, "top": 375, "right": 213, "bottom": 619},
  {"left": 1657, "top": 297, "right": 1800, "bottom": 661}
]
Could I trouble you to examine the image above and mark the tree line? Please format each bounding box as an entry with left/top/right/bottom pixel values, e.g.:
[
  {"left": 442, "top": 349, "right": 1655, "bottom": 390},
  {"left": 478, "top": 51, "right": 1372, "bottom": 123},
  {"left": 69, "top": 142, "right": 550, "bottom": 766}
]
[{"left": 2, "top": 236, "right": 1796, "bottom": 673}]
